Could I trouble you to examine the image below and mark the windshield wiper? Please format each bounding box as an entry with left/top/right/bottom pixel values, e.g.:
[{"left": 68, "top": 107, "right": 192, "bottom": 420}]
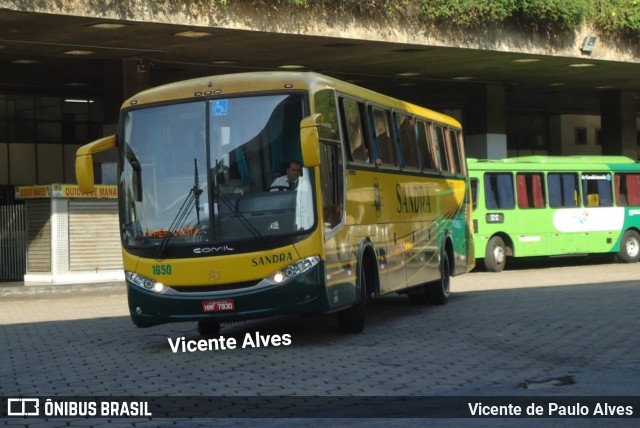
[
  {"left": 155, "top": 159, "right": 202, "bottom": 259},
  {"left": 125, "top": 145, "right": 143, "bottom": 202}
]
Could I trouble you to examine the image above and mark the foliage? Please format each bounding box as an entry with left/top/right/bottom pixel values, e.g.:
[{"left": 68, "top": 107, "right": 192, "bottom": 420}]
[
  {"left": 518, "top": 0, "right": 590, "bottom": 32},
  {"left": 418, "top": 0, "right": 517, "bottom": 28},
  {"left": 213, "top": 0, "right": 640, "bottom": 36},
  {"left": 591, "top": 0, "right": 640, "bottom": 34}
]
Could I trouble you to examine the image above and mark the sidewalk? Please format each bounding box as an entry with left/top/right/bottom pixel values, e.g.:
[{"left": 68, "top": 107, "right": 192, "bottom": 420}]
[{"left": 0, "top": 280, "right": 126, "bottom": 297}]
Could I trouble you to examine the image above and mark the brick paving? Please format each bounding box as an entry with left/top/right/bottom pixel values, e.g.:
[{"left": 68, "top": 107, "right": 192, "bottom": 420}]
[{"left": 1, "top": 261, "right": 639, "bottom": 426}]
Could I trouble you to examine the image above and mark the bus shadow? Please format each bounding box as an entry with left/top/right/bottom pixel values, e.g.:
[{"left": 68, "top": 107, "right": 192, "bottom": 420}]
[
  {"left": 473, "top": 254, "right": 617, "bottom": 272},
  {"left": 165, "top": 292, "right": 442, "bottom": 349}
]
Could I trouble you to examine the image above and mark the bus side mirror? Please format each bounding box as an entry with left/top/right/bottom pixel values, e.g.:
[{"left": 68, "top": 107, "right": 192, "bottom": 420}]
[
  {"left": 300, "top": 113, "right": 323, "bottom": 168},
  {"left": 75, "top": 135, "right": 117, "bottom": 194}
]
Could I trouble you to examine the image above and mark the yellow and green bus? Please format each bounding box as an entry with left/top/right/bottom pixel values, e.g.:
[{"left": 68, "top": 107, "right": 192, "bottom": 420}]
[
  {"left": 76, "top": 71, "right": 474, "bottom": 335},
  {"left": 469, "top": 156, "right": 640, "bottom": 272}
]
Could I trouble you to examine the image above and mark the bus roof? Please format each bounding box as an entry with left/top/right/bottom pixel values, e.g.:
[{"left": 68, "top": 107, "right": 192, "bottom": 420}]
[{"left": 122, "top": 71, "right": 461, "bottom": 128}]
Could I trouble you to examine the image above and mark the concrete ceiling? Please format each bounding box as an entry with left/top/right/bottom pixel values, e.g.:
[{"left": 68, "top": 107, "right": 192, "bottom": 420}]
[{"left": 1, "top": 9, "right": 640, "bottom": 116}]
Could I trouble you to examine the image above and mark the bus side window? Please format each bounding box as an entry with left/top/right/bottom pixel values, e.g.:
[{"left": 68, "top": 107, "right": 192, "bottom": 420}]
[
  {"left": 395, "top": 114, "right": 419, "bottom": 170},
  {"left": 320, "top": 139, "right": 344, "bottom": 231},
  {"left": 470, "top": 178, "right": 478, "bottom": 211},
  {"left": 370, "top": 107, "right": 395, "bottom": 166},
  {"left": 416, "top": 120, "right": 437, "bottom": 172},
  {"left": 548, "top": 173, "right": 579, "bottom": 208},
  {"left": 340, "top": 98, "right": 369, "bottom": 163},
  {"left": 581, "top": 172, "right": 613, "bottom": 207},
  {"left": 449, "top": 129, "right": 464, "bottom": 175},
  {"left": 615, "top": 173, "right": 640, "bottom": 206},
  {"left": 484, "top": 173, "right": 514, "bottom": 209},
  {"left": 516, "top": 173, "right": 546, "bottom": 209},
  {"left": 314, "top": 89, "right": 340, "bottom": 142},
  {"left": 433, "top": 125, "right": 450, "bottom": 173},
  {"left": 316, "top": 89, "right": 344, "bottom": 232}
]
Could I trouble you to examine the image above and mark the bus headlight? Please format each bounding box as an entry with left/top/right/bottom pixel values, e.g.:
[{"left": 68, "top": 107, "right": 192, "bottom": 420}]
[
  {"left": 126, "top": 271, "right": 166, "bottom": 293},
  {"left": 266, "top": 255, "right": 321, "bottom": 285}
]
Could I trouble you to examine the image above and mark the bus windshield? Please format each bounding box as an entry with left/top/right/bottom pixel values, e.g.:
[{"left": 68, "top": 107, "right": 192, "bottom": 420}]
[{"left": 120, "top": 92, "right": 313, "bottom": 251}]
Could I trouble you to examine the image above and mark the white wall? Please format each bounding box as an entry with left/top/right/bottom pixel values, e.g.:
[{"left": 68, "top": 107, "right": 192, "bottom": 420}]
[{"left": 557, "top": 114, "right": 602, "bottom": 155}]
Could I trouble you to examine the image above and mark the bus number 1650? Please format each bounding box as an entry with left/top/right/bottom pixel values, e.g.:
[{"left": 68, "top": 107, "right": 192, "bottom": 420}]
[{"left": 152, "top": 264, "right": 172, "bottom": 275}]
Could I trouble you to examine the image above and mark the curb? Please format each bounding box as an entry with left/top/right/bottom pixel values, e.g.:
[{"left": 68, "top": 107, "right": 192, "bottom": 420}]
[{"left": 0, "top": 281, "right": 126, "bottom": 297}]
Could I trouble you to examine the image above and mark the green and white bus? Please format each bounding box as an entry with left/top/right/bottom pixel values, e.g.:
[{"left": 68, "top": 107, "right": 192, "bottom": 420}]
[{"left": 468, "top": 156, "right": 640, "bottom": 272}]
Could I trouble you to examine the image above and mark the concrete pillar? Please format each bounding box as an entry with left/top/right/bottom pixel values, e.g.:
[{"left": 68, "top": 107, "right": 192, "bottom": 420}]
[
  {"left": 463, "top": 83, "right": 507, "bottom": 159},
  {"left": 548, "top": 115, "right": 563, "bottom": 155},
  {"left": 50, "top": 198, "right": 69, "bottom": 278},
  {"left": 600, "top": 90, "right": 637, "bottom": 159},
  {"left": 123, "top": 59, "right": 151, "bottom": 101},
  {"left": 103, "top": 61, "right": 124, "bottom": 125},
  {"left": 92, "top": 60, "right": 144, "bottom": 183},
  {"left": 102, "top": 59, "right": 152, "bottom": 121}
]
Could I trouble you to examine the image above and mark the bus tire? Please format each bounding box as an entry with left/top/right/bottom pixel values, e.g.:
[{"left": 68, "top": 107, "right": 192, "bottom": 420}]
[
  {"left": 426, "top": 251, "right": 450, "bottom": 305},
  {"left": 485, "top": 236, "right": 507, "bottom": 272},
  {"left": 618, "top": 230, "right": 640, "bottom": 263},
  {"left": 338, "top": 261, "right": 369, "bottom": 333},
  {"left": 197, "top": 320, "right": 221, "bottom": 337}
]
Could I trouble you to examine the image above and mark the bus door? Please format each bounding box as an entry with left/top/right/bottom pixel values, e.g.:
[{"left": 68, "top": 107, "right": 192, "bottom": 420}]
[{"left": 481, "top": 171, "right": 515, "bottom": 235}]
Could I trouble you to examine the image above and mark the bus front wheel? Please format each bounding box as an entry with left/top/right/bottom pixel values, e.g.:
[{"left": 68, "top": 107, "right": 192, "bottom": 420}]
[
  {"left": 485, "top": 236, "right": 507, "bottom": 272},
  {"left": 618, "top": 230, "right": 640, "bottom": 263}
]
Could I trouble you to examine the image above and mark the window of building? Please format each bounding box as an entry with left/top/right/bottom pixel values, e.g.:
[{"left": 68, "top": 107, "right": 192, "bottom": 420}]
[{"left": 575, "top": 127, "right": 588, "bottom": 145}]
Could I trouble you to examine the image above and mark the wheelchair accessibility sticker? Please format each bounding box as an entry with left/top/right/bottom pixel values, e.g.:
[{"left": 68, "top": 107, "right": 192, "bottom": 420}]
[{"left": 211, "top": 100, "right": 228, "bottom": 116}]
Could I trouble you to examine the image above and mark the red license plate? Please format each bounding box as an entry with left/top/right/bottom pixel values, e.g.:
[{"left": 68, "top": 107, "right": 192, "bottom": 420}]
[{"left": 202, "top": 299, "right": 235, "bottom": 313}]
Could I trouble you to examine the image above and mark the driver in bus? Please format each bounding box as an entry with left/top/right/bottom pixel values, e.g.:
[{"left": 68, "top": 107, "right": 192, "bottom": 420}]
[{"left": 270, "top": 160, "right": 302, "bottom": 191}]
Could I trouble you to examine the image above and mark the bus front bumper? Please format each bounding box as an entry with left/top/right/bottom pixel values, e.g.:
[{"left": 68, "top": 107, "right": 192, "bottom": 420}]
[{"left": 127, "top": 263, "right": 328, "bottom": 328}]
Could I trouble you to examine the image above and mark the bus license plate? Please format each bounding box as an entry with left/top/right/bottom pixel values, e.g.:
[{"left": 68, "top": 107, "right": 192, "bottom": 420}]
[{"left": 202, "top": 299, "right": 235, "bottom": 313}]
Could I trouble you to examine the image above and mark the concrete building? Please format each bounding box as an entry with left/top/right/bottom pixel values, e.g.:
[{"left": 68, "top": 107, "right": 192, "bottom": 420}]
[{"left": 0, "top": 1, "right": 639, "bottom": 282}]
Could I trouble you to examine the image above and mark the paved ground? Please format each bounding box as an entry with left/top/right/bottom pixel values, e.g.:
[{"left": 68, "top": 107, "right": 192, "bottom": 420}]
[{"left": 1, "top": 258, "right": 639, "bottom": 427}]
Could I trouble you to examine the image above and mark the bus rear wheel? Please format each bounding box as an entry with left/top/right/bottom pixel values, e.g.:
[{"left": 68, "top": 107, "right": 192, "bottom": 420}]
[
  {"left": 197, "top": 320, "right": 221, "bottom": 337},
  {"left": 485, "top": 236, "right": 507, "bottom": 272},
  {"left": 618, "top": 230, "right": 640, "bottom": 263},
  {"left": 426, "top": 251, "right": 450, "bottom": 305}
]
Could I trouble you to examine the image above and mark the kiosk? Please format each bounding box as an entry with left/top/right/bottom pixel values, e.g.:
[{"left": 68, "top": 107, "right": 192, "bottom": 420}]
[{"left": 16, "top": 184, "right": 123, "bottom": 284}]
